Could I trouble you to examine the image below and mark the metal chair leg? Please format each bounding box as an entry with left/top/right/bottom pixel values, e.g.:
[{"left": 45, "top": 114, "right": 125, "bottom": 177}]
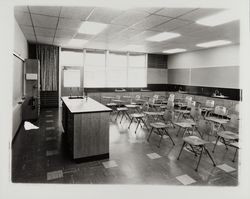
[
  {"left": 204, "top": 146, "right": 216, "bottom": 166},
  {"left": 232, "top": 148, "right": 238, "bottom": 162},
  {"left": 147, "top": 127, "right": 154, "bottom": 142},
  {"left": 128, "top": 117, "right": 133, "bottom": 129},
  {"left": 135, "top": 121, "right": 140, "bottom": 134},
  {"left": 221, "top": 137, "right": 229, "bottom": 150},
  {"left": 177, "top": 142, "right": 186, "bottom": 160},
  {"left": 212, "top": 136, "right": 220, "bottom": 153},
  {"left": 115, "top": 111, "right": 120, "bottom": 121},
  {"left": 176, "top": 126, "right": 182, "bottom": 137},
  {"left": 157, "top": 129, "right": 163, "bottom": 148},
  {"left": 141, "top": 118, "right": 149, "bottom": 132},
  {"left": 164, "top": 129, "right": 175, "bottom": 145},
  {"left": 195, "top": 146, "right": 204, "bottom": 172},
  {"left": 120, "top": 112, "right": 125, "bottom": 123}
]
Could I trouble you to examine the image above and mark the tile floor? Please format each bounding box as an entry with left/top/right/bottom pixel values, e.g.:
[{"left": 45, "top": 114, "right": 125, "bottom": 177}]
[{"left": 12, "top": 108, "right": 239, "bottom": 185}]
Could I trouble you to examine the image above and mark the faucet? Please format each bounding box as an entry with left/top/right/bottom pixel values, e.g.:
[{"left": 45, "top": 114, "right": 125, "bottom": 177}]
[{"left": 214, "top": 90, "right": 220, "bottom": 96}]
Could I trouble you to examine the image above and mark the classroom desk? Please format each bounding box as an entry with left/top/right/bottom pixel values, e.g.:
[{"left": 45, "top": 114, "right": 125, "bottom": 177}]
[
  {"left": 205, "top": 116, "right": 229, "bottom": 132},
  {"left": 102, "top": 96, "right": 115, "bottom": 103},
  {"left": 61, "top": 96, "right": 112, "bottom": 162}
]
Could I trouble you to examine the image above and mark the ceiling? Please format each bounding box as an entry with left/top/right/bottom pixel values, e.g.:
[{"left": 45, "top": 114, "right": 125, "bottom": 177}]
[{"left": 14, "top": 6, "right": 240, "bottom": 54}]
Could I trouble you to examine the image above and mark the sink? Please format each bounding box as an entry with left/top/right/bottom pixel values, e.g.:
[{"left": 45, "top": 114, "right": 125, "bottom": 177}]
[{"left": 68, "top": 96, "right": 84, "bottom": 99}]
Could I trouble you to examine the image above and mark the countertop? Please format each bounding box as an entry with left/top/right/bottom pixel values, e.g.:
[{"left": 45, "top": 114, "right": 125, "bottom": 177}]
[{"left": 61, "top": 96, "right": 112, "bottom": 114}]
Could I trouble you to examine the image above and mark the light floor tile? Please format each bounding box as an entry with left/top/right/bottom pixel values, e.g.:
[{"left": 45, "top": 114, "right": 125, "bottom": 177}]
[
  {"left": 47, "top": 170, "right": 63, "bottom": 180},
  {"left": 46, "top": 114, "right": 53, "bottom": 117},
  {"left": 46, "top": 150, "right": 59, "bottom": 156},
  {"left": 46, "top": 127, "right": 55, "bottom": 130},
  {"left": 102, "top": 160, "right": 118, "bottom": 168},
  {"left": 212, "top": 140, "right": 224, "bottom": 146},
  {"left": 46, "top": 120, "right": 54, "bottom": 123},
  {"left": 217, "top": 164, "right": 236, "bottom": 172},
  {"left": 176, "top": 174, "right": 196, "bottom": 185},
  {"left": 147, "top": 153, "right": 162, "bottom": 159},
  {"left": 63, "top": 168, "right": 79, "bottom": 174}
]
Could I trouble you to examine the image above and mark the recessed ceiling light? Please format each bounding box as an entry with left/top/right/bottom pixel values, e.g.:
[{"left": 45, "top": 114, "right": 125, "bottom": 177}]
[
  {"left": 66, "top": 39, "right": 88, "bottom": 47},
  {"left": 146, "top": 32, "right": 181, "bottom": 42},
  {"left": 196, "top": 9, "right": 239, "bottom": 27},
  {"left": 78, "top": 21, "right": 108, "bottom": 35},
  {"left": 122, "top": 45, "right": 145, "bottom": 52},
  {"left": 196, "top": 40, "right": 232, "bottom": 48},
  {"left": 163, "top": 48, "right": 187, "bottom": 54}
]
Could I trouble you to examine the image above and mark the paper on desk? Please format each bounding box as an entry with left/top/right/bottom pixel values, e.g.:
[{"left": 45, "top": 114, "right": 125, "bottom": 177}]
[{"left": 24, "top": 121, "right": 39, "bottom": 130}]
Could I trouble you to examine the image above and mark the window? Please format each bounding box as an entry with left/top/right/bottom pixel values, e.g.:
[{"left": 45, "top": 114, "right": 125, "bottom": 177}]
[
  {"left": 61, "top": 51, "right": 83, "bottom": 66},
  {"left": 128, "top": 54, "right": 147, "bottom": 87},
  {"left": 129, "top": 54, "right": 146, "bottom": 68},
  {"left": 61, "top": 50, "right": 147, "bottom": 88},
  {"left": 63, "top": 69, "right": 81, "bottom": 87},
  {"left": 106, "top": 52, "right": 127, "bottom": 87},
  {"left": 84, "top": 51, "right": 106, "bottom": 87}
]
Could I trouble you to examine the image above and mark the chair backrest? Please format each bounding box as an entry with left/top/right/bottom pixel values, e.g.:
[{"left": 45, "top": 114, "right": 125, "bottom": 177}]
[
  {"left": 190, "top": 106, "right": 202, "bottom": 122},
  {"left": 153, "top": 94, "right": 159, "bottom": 100},
  {"left": 187, "top": 100, "right": 196, "bottom": 108},
  {"left": 140, "top": 102, "right": 149, "bottom": 112},
  {"left": 168, "top": 94, "right": 175, "bottom": 102},
  {"left": 135, "top": 95, "right": 141, "bottom": 100},
  {"left": 148, "top": 97, "right": 156, "bottom": 104},
  {"left": 115, "top": 95, "right": 121, "bottom": 100},
  {"left": 163, "top": 110, "right": 174, "bottom": 123},
  {"left": 226, "top": 114, "right": 239, "bottom": 133},
  {"left": 214, "top": 106, "right": 227, "bottom": 116},
  {"left": 205, "top": 100, "right": 215, "bottom": 108},
  {"left": 185, "top": 96, "right": 192, "bottom": 103},
  {"left": 166, "top": 101, "right": 175, "bottom": 111},
  {"left": 235, "top": 103, "right": 239, "bottom": 113},
  {"left": 196, "top": 119, "right": 213, "bottom": 137}
]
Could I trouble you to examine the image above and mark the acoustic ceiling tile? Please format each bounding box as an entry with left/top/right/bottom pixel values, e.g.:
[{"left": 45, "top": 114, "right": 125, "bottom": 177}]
[
  {"left": 57, "top": 18, "right": 82, "bottom": 30},
  {"left": 29, "top": 6, "right": 61, "bottom": 17},
  {"left": 60, "top": 6, "right": 93, "bottom": 20},
  {"left": 35, "top": 27, "right": 56, "bottom": 37},
  {"left": 32, "top": 14, "right": 58, "bottom": 28},
  {"left": 87, "top": 7, "right": 123, "bottom": 24},
  {"left": 156, "top": 8, "right": 197, "bottom": 18},
  {"left": 111, "top": 10, "right": 150, "bottom": 26},
  {"left": 15, "top": 12, "right": 32, "bottom": 26}
]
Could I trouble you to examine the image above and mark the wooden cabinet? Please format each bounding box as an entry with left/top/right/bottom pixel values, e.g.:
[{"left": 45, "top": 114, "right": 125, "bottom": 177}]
[
  {"left": 61, "top": 97, "right": 112, "bottom": 162},
  {"left": 22, "top": 59, "right": 40, "bottom": 121}
]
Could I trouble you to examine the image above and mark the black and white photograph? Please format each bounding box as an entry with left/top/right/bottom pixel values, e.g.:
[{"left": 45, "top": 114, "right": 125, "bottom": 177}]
[{"left": 0, "top": 0, "right": 250, "bottom": 198}]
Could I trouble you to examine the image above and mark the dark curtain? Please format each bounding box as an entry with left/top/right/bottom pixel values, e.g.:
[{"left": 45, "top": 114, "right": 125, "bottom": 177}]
[{"left": 36, "top": 44, "right": 59, "bottom": 91}]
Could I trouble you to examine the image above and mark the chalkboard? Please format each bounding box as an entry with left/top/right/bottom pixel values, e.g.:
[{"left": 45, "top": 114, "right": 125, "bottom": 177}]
[
  {"left": 168, "top": 68, "right": 190, "bottom": 85},
  {"left": 191, "top": 66, "right": 239, "bottom": 88}
]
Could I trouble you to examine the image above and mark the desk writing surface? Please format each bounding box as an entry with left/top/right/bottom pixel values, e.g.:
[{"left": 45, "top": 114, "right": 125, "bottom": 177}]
[{"left": 61, "top": 96, "right": 112, "bottom": 114}]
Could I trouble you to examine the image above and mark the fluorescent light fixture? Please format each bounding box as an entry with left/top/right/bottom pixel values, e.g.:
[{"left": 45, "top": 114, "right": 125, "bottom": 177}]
[
  {"left": 196, "top": 40, "right": 232, "bottom": 48},
  {"left": 122, "top": 44, "right": 145, "bottom": 52},
  {"left": 146, "top": 32, "right": 180, "bottom": 42},
  {"left": 66, "top": 39, "right": 88, "bottom": 47},
  {"left": 196, "top": 9, "right": 239, "bottom": 27},
  {"left": 78, "top": 21, "right": 108, "bottom": 35},
  {"left": 163, "top": 48, "right": 187, "bottom": 54}
]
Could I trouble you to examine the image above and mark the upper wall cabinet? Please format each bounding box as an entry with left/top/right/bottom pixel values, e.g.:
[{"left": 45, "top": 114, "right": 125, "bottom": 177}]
[{"left": 148, "top": 54, "right": 168, "bottom": 69}]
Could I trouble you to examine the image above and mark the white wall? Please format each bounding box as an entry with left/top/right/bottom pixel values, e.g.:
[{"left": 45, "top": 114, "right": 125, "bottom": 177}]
[
  {"left": 168, "top": 44, "right": 239, "bottom": 69},
  {"left": 14, "top": 20, "right": 28, "bottom": 59},
  {"left": 12, "top": 19, "right": 28, "bottom": 140}
]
